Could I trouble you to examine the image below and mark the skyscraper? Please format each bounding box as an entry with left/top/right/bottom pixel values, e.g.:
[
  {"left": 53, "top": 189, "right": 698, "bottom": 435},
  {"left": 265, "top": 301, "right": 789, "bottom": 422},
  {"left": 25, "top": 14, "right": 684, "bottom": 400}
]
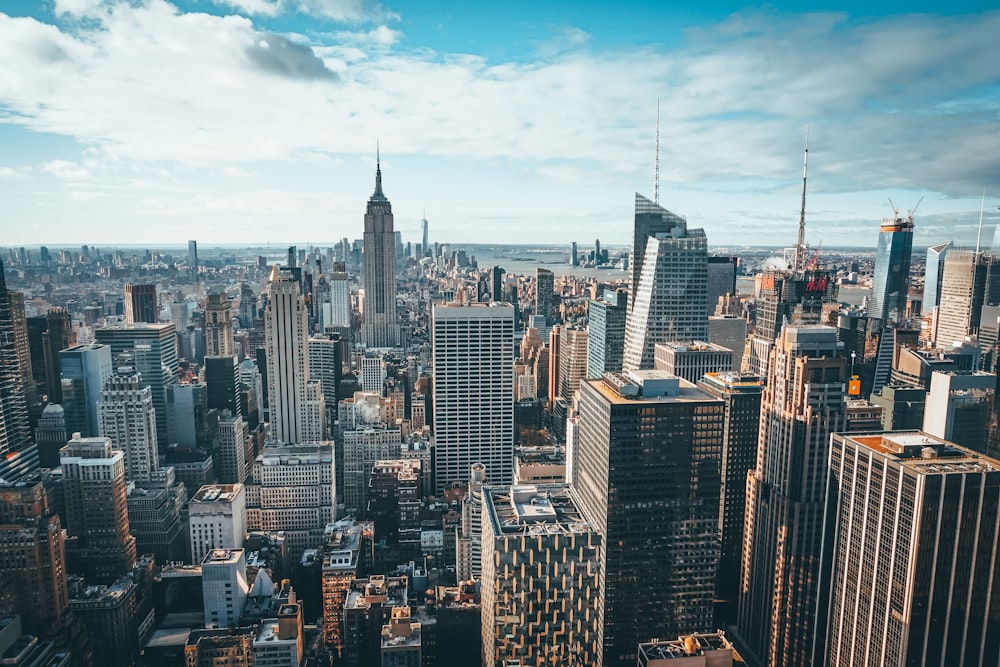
[
  {"left": 34, "top": 403, "right": 67, "bottom": 469},
  {"left": 623, "top": 201, "right": 709, "bottom": 371},
  {"left": 421, "top": 217, "right": 429, "bottom": 255},
  {"left": 557, "top": 326, "right": 588, "bottom": 401},
  {"left": 825, "top": 431, "right": 1000, "bottom": 665},
  {"left": 630, "top": 193, "right": 689, "bottom": 309},
  {"left": 737, "top": 326, "right": 847, "bottom": 667},
  {"left": 870, "top": 211, "right": 915, "bottom": 323},
  {"left": 922, "top": 369, "right": 995, "bottom": 452},
  {"left": 935, "top": 248, "right": 1000, "bottom": 348},
  {"left": 586, "top": 288, "right": 628, "bottom": 379},
  {"left": 245, "top": 442, "right": 335, "bottom": 561},
  {"left": 361, "top": 156, "right": 400, "bottom": 348},
  {"left": 60, "top": 434, "right": 137, "bottom": 584},
  {"left": 707, "top": 255, "right": 738, "bottom": 315},
  {"left": 95, "top": 322, "right": 178, "bottom": 446},
  {"left": 189, "top": 484, "right": 246, "bottom": 564},
  {"left": 59, "top": 342, "right": 113, "bottom": 438},
  {"left": 265, "top": 266, "right": 326, "bottom": 443},
  {"left": 0, "top": 474, "right": 70, "bottom": 637},
  {"left": 204, "top": 290, "right": 235, "bottom": 357},
  {"left": 743, "top": 267, "right": 837, "bottom": 377},
  {"left": 124, "top": 283, "right": 158, "bottom": 324},
  {"left": 188, "top": 240, "right": 199, "bottom": 280},
  {"left": 98, "top": 355, "right": 159, "bottom": 482},
  {"left": 205, "top": 355, "right": 242, "bottom": 419},
  {"left": 696, "top": 371, "right": 762, "bottom": 624},
  {"left": 27, "top": 307, "right": 74, "bottom": 403},
  {"left": 6, "top": 288, "right": 38, "bottom": 415},
  {"left": 238, "top": 283, "right": 257, "bottom": 329},
  {"left": 0, "top": 259, "right": 31, "bottom": 465},
  {"left": 481, "top": 484, "right": 602, "bottom": 666},
  {"left": 309, "top": 334, "right": 343, "bottom": 435},
  {"left": 490, "top": 265, "right": 504, "bottom": 303},
  {"left": 535, "top": 268, "right": 555, "bottom": 324},
  {"left": 216, "top": 413, "right": 249, "bottom": 484},
  {"left": 922, "top": 241, "right": 951, "bottom": 316},
  {"left": 321, "top": 267, "right": 352, "bottom": 330},
  {"left": 431, "top": 302, "right": 515, "bottom": 491},
  {"left": 572, "top": 370, "right": 724, "bottom": 667}
]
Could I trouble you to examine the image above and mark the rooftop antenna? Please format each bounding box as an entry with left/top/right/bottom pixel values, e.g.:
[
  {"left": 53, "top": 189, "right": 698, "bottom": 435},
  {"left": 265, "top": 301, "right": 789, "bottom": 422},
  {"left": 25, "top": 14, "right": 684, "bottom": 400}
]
[
  {"left": 796, "top": 126, "right": 810, "bottom": 270},
  {"left": 654, "top": 98, "right": 661, "bottom": 204},
  {"left": 976, "top": 189, "right": 986, "bottom": 254}
]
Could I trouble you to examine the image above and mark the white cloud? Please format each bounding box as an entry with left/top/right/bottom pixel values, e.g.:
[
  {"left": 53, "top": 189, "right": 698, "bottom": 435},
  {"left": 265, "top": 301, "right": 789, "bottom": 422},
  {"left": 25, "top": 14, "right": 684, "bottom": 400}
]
[
  {"left": 292, "top": 0, "right": 398, "bottom": 23},
  {"left": 333, "top": 24, "right": 401, "bottom": 46},
  {"left": 52, "top": 0, "right": 105, "bottom": 18},
  {"left": 214, "top": 0, "right": 280, "bottom": 17},
  {"left": 0, "top": 166, "right": 31, "bottom": 180},
  {"left": 41, "top": 159, "right": 92, "bottom": 181}
]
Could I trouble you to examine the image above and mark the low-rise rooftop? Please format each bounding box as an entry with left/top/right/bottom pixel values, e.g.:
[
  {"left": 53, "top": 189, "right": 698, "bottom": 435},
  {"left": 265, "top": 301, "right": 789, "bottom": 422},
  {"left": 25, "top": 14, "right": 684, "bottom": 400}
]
[
  {"left": 486, "top": 484, "right": 594, "bottom": 537},
  {"left": 844, "top": 431, "right": 1000, "bottom": 475}
]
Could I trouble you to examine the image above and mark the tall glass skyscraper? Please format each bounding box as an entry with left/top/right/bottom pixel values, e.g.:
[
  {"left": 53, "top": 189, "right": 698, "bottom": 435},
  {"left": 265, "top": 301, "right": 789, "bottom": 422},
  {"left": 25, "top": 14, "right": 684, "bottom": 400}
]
[
  {"left": 936, "top": 249, "right": 1000, "bottom": 348},
  {"left": 586, "top": 288, "right": 628, "bottom": 379},
  {"left": 623, "top": 195, "right": 708, "bottom": 371},
  {"left": 922, "top": 241, "right": 951, "bottom": 315},
  {"left": 630, "top": 193, "right": 688, "bottom": 308},
  {"left": 572, "top": 371, "right": 723, "bottom": 667},
  {"left": 870, "top": 214, "right": 914, "bottom": 322},
  {"left": 95, "top": 323, "right": 178, "bottom": 446}
]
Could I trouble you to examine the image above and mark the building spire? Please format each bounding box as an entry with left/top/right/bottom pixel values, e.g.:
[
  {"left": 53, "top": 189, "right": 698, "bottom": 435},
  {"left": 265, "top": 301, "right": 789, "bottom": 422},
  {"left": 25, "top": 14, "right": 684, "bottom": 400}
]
[
  {"left": 796, "top": 126, "right": 810, "bottom": 270},
  {"left": 371, "top": 141, "right": 387, "bottom": 202},
  {"left": 976, "top": 189, "right": 986, "bottom": 254},
  {"left": 654, "top": 98, "right": 661, "bottom": 205}
]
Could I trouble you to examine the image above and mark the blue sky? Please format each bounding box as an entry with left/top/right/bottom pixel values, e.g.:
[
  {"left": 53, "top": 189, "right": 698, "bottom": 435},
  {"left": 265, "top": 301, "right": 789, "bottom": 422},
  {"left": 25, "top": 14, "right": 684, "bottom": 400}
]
[{"left": 1, "top": 0, "right": 998, "bottom": 249}]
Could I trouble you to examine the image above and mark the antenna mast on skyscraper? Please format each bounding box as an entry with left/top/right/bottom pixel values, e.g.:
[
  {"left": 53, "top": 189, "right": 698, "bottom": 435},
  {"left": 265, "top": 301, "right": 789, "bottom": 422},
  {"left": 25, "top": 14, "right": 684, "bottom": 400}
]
[
  {"left": 654, "top": 98, "right": 661, "bottom": 205},
  {"left": 796, "top": 126, "right": 810, "bottom": 270},
  {"left": 976, "top": 189, "right": 986, "bottom": 254}
]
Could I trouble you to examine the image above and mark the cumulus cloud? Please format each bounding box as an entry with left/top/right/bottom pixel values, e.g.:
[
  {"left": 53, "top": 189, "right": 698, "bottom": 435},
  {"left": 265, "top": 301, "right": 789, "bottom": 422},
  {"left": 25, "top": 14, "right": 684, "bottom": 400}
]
[
  {"left": 246, "top": 34, "right": 339, "bottom": 79},
  {"left": 293, "top": 0, "right": 398, "bottom": 23},
  {"left": 0, "top": 166, "right": 32, "bottom": 180},
  {"left": 215, "top": 0, "right": 280, "bottom": 17}
]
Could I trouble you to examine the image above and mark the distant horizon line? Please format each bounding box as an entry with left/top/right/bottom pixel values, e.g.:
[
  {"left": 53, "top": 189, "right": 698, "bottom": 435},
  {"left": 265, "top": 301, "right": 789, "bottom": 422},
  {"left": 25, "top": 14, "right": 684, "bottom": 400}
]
[{"left": 2, "top": 242, "right": 883, "bottom": 252}]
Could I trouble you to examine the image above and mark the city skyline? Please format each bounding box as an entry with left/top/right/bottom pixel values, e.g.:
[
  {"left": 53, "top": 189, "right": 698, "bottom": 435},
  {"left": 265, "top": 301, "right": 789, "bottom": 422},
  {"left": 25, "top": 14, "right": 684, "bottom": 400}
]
[{"left": 1, "top": 2, "right": 999, "bottom": 247}]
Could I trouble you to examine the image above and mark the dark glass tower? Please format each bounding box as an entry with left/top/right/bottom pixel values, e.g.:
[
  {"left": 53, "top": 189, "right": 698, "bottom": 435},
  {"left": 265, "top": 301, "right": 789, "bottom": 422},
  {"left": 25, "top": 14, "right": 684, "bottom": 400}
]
[
  {"left": 124, "top": 283, "right": 158, "bottom": 324},
  {"left": 696, "top": 371, "right": 762, "bottom": 625},
  {"left": 535, "top": 267, "right": 555, "bottom": 324},
  {"left": 572, "top": 371, "right": 724, "bottom": 667},
  {"left": 870, "top": 213, "right": 915, "bottom": 322}
]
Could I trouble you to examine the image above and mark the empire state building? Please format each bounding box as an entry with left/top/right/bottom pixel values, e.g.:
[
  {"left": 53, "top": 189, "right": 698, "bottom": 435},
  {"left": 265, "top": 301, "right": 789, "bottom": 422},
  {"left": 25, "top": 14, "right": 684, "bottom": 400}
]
[{"left": 361, "top": 156, "right": 400, "bottom": 348}]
